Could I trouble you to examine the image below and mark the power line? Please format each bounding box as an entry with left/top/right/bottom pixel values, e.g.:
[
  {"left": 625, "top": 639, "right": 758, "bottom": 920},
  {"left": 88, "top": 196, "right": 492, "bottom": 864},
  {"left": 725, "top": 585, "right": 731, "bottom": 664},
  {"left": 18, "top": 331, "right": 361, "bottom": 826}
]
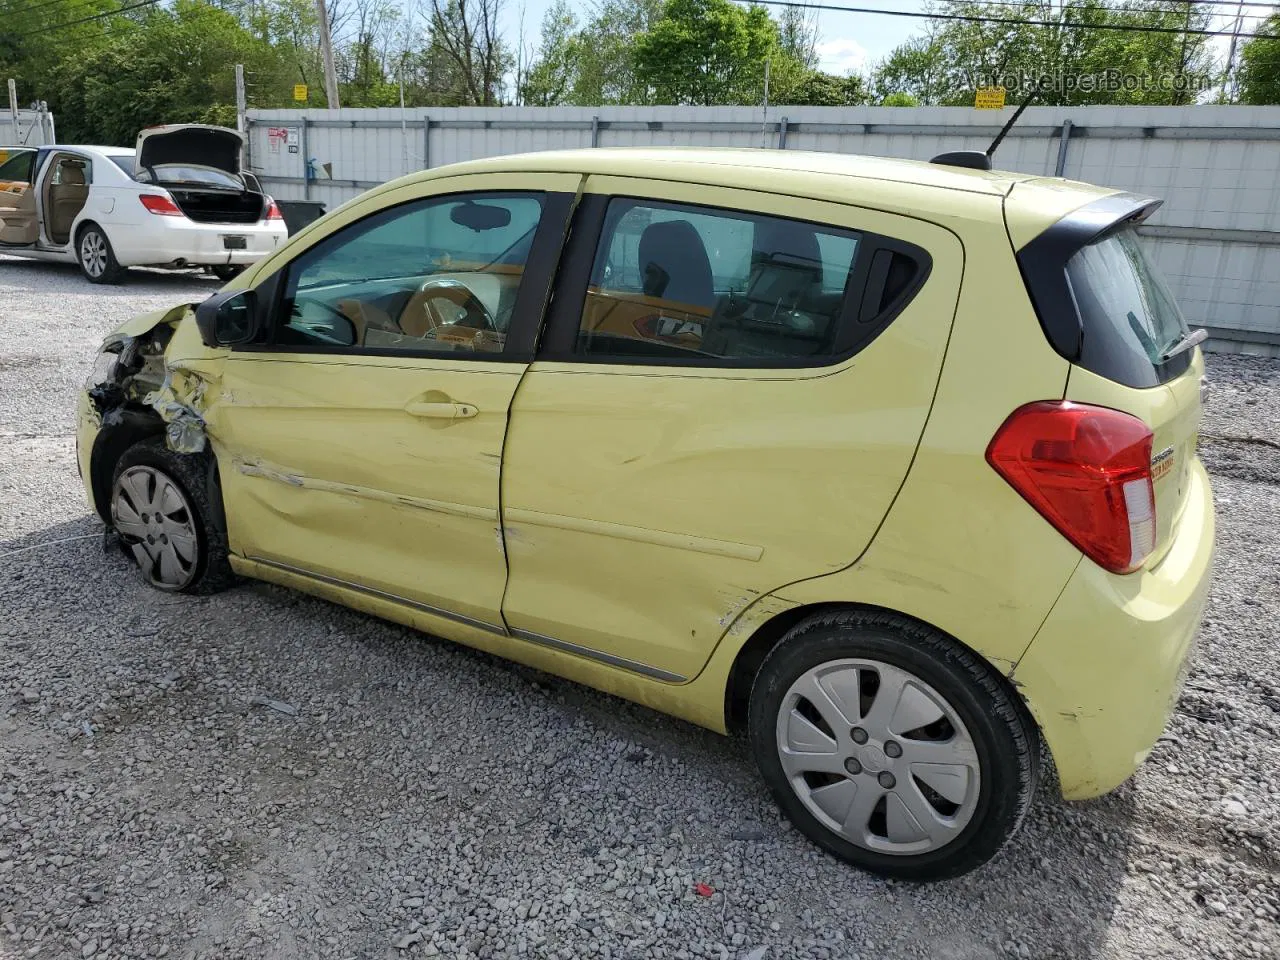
[
  {"left": 927, "top": 0, "right": 1280, "bottom": 14},
  {"left": 741, "top": 0, "right": 1280, "bottom": 38},
  {"left": 10, "top": 0, "right": 161, "bottom": 39},
  {"left": 0, "top": 0, "right": 108, "bottom": 21}
]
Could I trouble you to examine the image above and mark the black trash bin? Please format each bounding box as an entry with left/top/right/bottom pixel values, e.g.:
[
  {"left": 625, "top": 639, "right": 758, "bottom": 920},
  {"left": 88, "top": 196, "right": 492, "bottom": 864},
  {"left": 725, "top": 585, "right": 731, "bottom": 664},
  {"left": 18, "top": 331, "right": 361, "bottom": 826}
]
[{"left": 276, "top": 200, "right": 328, "bottom": 236}]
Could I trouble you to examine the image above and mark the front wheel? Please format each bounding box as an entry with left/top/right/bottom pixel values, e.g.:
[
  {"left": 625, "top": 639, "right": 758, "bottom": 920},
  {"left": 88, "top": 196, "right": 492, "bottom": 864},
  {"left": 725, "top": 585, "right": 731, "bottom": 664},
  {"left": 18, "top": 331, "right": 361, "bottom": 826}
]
[
  {"left": 110, "top": 438, "right": 235, "bottom": 594},
  {"left": 748, "top": 610, "right": 1040, "bottom": 880},
  {"left": 77, "top": 224, "right": 125, "bottom": 284}
]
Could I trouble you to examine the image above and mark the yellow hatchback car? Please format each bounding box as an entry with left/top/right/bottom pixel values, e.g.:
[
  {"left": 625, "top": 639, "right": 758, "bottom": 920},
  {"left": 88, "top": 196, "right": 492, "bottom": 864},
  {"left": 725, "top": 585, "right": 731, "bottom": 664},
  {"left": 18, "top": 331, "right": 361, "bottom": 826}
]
[{"left": 77, "top": 148, "right": 1214, "bottom": 880}]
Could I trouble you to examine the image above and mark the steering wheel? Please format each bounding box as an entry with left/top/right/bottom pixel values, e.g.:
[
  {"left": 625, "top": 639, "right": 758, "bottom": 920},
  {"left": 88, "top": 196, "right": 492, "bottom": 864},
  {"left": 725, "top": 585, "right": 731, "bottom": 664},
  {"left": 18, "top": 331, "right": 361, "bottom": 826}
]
[{"left": 410, "top": 278, "right": 495, "bottom": 336}]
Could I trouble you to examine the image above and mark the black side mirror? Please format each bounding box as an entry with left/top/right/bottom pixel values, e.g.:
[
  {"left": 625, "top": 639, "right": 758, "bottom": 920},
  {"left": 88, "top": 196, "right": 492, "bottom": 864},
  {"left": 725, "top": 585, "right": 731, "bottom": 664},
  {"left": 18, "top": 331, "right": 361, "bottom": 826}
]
[{"left": 195, "top": 289, "right": 260, "bottom": 347}]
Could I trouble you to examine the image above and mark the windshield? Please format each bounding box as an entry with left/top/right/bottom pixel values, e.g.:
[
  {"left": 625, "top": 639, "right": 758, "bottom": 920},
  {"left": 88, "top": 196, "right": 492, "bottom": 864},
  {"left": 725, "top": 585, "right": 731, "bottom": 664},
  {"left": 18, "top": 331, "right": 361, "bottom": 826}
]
[
  {"left": 110, "top": 155, "right": 136, "bottom": 177},
  {"left": 1066, "top": 227, "right": 1191, "bottom": 386},
  {"left": 138, "top": 164, "right": 242, "bottom": 189}
]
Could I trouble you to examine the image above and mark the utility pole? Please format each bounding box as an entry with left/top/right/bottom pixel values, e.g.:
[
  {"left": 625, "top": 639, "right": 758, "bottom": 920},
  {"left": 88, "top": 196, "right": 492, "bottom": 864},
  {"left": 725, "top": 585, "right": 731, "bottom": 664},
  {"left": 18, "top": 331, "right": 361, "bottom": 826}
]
[
  {"left": 314, "top": 0, "right": 341, "bottom": 109},
  {"left": 7, "top": 79, "right": 18, "bottom": 133},
  {"left": 235, "top": 64, "right": 248, "bottom": 173},
  {"left": 760, "top": 58, "right": 771, "bottom": 149},
  {"left": 234, "top": 64, "right": 247, "bottom": 134},
  {"left": 1223, "top": 0, "right": 1246, "bottom": 103}
]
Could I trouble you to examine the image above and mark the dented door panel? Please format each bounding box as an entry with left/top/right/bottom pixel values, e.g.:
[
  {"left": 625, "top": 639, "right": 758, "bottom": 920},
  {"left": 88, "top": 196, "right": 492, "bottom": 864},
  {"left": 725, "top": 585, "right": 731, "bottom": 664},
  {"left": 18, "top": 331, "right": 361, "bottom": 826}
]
[
  {"left": 500, "top": 179, "right": 965, "bottom": 682},
  {"left": 208, "top": 354, "right": 522, "bottom": 627}
]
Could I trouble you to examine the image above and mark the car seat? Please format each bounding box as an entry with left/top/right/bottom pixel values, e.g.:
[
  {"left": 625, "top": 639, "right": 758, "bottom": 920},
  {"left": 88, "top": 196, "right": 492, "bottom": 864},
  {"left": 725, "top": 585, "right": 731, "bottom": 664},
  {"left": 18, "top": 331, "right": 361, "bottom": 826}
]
[{"left": 49, "top": 161, "right": 89, "bottom": 245}]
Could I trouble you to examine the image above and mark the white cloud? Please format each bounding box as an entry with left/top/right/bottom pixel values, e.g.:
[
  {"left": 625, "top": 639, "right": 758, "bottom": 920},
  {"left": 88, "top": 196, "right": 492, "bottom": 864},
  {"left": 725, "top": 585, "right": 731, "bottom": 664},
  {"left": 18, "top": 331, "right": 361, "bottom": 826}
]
[{"left": 816, "top": 38, "right": 869, "bottom": 76}]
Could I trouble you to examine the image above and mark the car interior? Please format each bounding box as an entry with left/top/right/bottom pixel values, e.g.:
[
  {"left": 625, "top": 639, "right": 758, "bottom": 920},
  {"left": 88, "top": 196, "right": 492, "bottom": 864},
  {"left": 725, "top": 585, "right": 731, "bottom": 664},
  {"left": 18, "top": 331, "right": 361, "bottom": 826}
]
[
  {"left": 44, "top": 155, "right": 90, "bottom": 246},
  {"left": 582, "top": 211, "right": 853, "bottom": 360}
]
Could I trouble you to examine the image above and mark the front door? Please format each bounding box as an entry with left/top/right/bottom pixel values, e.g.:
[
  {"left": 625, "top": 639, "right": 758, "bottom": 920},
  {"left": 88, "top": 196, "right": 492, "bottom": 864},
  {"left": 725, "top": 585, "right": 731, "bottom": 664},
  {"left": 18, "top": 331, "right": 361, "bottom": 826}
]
[
  {"left": 204, "top": 177, "right": 577, "bottom": 627},
  {"left": 499, "top": 177, "right": 963, "bottom": 681},
  {"left": 0, "top": 149, "right": 39, "bottom": 246}
]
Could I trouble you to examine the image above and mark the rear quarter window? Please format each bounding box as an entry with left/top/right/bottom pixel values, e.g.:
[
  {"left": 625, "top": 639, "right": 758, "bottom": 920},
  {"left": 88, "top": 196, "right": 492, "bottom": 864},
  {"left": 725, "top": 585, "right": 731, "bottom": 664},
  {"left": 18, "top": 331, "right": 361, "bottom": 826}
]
[
  {"left": 1016, "top": 195, "right": 1194, "bottom": 389},
  {"left": 1067, "top": 228, "right": 1191, "bottom": 388}
]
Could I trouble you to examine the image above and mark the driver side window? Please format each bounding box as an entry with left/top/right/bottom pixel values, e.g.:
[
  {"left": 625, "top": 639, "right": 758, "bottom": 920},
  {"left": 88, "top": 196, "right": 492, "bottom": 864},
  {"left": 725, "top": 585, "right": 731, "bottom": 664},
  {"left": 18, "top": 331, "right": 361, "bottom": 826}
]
[{"left": 277, "top": 192, "right": 546, "bottom": 356}]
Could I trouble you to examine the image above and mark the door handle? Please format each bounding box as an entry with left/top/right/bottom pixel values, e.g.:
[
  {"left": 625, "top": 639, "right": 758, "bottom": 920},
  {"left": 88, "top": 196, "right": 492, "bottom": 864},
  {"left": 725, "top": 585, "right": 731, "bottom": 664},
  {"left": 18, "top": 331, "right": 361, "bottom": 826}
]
[{"left": 403, "top": 400, "right": 478, "bottom": 420}]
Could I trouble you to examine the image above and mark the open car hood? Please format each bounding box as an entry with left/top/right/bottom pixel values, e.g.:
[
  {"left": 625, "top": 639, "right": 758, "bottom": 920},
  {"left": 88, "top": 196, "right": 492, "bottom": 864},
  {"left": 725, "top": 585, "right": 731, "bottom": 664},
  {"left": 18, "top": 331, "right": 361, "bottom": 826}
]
[{"left": 136, "top": 124, "right": 243, "bottom": 175}]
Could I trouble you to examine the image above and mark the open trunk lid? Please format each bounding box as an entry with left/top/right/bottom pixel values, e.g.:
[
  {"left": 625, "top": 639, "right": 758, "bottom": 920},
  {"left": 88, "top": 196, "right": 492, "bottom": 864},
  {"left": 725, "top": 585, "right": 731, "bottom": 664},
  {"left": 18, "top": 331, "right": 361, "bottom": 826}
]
[
  {"left": 136, "top": 124, "right": 242, "bottom": 175},
  {"left": 1013, "top": 187, "right": 1204, "bottom": 569}
]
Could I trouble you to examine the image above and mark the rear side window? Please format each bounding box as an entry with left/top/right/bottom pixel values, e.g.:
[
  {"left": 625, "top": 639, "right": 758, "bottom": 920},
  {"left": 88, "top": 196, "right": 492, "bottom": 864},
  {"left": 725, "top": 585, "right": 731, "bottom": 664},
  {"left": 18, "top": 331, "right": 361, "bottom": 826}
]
[
  {"left": 576, "top": 199, "right": 866, "bottom": 362},
  {"left": 1067, "top": 228, "right": 1191, "bottom": 388}
]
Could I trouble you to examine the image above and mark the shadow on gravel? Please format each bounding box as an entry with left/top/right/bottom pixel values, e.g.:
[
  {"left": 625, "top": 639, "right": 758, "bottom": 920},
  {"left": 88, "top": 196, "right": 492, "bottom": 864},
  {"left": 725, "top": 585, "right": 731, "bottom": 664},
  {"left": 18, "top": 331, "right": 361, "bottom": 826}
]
[
  {"left": 1, "top": 515, "right": 1142, "bottom": 959},
  {"left": 0, "top": 515, "right": 103, "bottom": 559},
  {"left": 0, "top": 256, "right": 220, "bottom": 293}
]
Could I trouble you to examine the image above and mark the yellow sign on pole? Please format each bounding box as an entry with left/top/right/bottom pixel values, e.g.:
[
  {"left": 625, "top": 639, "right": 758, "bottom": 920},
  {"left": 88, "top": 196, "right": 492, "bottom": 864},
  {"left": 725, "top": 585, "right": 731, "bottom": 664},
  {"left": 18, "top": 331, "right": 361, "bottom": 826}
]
[
  {"left": 974, "top": 87, "right": 1006, "bottom": 109},
  {"left": 293, "top": 84, "right": 308, "bottom": 102}
]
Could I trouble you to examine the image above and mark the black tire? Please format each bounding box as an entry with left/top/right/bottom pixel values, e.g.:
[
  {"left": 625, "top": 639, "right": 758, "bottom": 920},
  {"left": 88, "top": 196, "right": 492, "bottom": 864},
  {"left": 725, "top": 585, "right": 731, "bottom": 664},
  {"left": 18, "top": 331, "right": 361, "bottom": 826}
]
[
  {"left": 748, "top": 609, "right": 1039, "bottom": 881},
  {"left": 77, "top": 223, "right": 126, "bottom": 284},
  {"left": 110, "top": 438, "right": 236, "bottom": 595},
  {"left": 211, "top": 264, "right": 244, "bottom": 283}
]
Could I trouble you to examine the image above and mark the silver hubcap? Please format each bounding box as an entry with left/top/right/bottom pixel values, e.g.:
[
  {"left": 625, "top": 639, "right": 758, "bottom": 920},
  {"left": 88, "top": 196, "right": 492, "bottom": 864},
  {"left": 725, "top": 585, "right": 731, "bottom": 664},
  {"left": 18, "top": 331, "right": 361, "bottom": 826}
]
[
  {"left": 81, "top": 231, "right": 107, "bottom": 277},
  {"left": 111, "top": 466, "right": 199, "bottom": 590},
  {"left": 776, "top": 658, "right": 981, "bottom": 855}
]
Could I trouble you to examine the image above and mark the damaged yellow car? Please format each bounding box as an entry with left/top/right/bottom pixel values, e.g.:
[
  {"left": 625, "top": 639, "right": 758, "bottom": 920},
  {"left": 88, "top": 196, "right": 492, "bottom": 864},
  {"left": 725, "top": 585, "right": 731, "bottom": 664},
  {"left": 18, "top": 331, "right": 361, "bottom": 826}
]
[{"left": 77, "top": 148, "right": 1214, "bottom": 881}]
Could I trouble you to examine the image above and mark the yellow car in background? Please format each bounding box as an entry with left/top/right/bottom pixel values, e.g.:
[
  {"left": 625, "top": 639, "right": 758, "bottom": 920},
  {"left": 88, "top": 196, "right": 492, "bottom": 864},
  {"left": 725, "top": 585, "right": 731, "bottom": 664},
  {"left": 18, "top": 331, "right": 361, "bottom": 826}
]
[{"left": 75, "top": 148, "right": 1214, "bottom": 880}]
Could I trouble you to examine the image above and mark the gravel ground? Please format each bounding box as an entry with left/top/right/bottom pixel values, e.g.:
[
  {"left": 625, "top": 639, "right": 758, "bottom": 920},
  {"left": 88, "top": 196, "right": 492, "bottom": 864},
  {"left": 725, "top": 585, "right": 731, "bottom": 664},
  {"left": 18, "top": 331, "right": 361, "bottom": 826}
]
[{"left": 1, "top": 253, "right": 1278, "bottom": 960}]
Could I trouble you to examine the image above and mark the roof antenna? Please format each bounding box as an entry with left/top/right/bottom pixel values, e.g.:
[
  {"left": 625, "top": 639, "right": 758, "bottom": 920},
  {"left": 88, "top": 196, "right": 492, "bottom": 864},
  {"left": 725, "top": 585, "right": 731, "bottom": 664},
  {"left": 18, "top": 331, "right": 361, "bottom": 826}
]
[{"left": 931, "top": 89, "right": 1040, "bottom": 172}]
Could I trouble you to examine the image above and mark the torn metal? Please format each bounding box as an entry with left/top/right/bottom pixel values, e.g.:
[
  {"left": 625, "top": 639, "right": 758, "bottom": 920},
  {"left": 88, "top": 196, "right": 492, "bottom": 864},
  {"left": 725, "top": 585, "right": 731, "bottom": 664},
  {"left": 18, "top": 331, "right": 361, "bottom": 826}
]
[{"left": 86, "top": 305, "right": 211, "bottom": 454}]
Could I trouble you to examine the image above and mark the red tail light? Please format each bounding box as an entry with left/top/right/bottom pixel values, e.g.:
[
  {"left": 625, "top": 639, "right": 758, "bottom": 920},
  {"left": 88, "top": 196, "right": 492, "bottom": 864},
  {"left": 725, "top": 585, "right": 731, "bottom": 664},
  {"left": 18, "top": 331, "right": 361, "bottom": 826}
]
[
  {"left": 986, "top": 401, "right": 1156, "bottom": 574},
  {"left": 264, "top": 199, "right": 283, "bottom": 221},
  {"left": 139, "top": 193, "right": 183, "bottom": 216}
]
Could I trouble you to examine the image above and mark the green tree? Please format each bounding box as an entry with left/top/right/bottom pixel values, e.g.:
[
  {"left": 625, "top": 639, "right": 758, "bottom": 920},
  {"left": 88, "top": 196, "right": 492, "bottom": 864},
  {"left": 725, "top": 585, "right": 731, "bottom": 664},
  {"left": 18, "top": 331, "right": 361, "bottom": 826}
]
[
  {"left": 634, "top": 0, "right": 784, "bottom": 105},
  {"left": 782, "top": 71, "right": 869, "bottom": 106},
  {"left": 52, "top": 0, "right": 290, "bottom": 144},
  {"left": 0, "top": 0, "right": 125, "bottom": 114},
  {"left": 871, "top": 36, "right": 953, "bottom": 105},
  {"left": 1239, "top": 14, "right": 1280, "bottom": 104},
  {"left": 871, "top": 0, "right": 1217, "bottom": 107},
  {"left": 520, "top": 0, "right": 580, "bottom": 105}
]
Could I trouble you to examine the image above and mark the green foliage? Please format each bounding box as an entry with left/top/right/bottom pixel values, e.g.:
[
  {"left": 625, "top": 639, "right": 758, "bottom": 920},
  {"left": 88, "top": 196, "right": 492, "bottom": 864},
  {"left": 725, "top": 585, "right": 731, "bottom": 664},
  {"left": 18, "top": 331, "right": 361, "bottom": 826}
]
[
  {"left": 52, "top": 0, "right": 291, "bottom": 144},
  {"left": 880, "top": 92, "right": 920, "bottom": 107},
  {"left": 0, "top": 0, "right": 1242, "bottom": 146},
  {"left": 1239, "top": 15, "right": 1280, "bottom": 105},
  {"left": 634, "top": 0, "right": 785, "bottom": 105},
  {"left": 520, "top": 0, "right": 581, "bottom": 106},
  {"left": 871, "top": 0, "right": 1218, "bottom": 107},
  {"left": 781, "top": 71, "right": 869, "bottom": 106}
]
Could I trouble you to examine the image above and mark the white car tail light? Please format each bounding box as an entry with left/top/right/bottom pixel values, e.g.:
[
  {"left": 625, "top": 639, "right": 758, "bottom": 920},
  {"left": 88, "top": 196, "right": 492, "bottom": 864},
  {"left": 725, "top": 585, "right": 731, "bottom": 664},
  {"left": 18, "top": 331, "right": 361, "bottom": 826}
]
[{"left": 139, "top": 194, "right": 184, "bottom": 216}]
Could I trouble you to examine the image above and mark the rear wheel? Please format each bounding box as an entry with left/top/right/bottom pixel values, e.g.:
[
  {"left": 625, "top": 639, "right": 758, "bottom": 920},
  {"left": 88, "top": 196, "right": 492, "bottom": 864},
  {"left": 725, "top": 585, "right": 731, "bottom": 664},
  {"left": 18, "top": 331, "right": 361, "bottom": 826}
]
[
  {"left": 748, "top": 609, "right": 1039, "bottom": 880},
  {"left": 77, "top": 224, "right": 125, "bottom": 284},
  {"left": 110, "top": 438, "right": 235, "bottom": 594},
  {"left": 211, "top": 264, "right": 244, "bottom": 283}
]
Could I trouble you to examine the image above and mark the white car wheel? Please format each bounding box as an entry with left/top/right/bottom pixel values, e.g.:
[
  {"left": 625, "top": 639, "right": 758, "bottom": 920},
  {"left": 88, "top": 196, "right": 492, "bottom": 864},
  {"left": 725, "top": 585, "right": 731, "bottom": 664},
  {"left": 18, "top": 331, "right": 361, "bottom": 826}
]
[{"left": 77, "top": 225, "right": 125, "bottom": 284}]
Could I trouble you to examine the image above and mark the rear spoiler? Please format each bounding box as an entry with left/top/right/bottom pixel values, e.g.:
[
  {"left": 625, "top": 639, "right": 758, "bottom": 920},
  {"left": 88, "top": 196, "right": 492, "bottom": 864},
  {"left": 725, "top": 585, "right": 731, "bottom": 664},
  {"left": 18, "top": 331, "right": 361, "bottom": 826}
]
[{"left": 1014, "top": 191, "right": 1163, "bottom": 362}]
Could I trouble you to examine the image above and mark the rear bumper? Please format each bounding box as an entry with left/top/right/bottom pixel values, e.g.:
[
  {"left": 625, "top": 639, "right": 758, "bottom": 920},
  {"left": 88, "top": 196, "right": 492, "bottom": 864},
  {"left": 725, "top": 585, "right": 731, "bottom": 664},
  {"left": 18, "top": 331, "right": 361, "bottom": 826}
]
[
  {"left": 113, "top": 219, "right": 286, "bottom": 267},
  {"left": 1013, "top": 459, "right": 1215, "bottom": 800}
]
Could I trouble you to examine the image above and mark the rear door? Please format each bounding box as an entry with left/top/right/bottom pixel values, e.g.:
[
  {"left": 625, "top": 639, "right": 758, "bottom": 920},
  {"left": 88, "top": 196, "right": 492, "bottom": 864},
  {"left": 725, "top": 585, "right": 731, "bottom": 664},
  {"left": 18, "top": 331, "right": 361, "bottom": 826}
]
[{"left": 499, "top": 177, "right": 964, "bottom": 682}]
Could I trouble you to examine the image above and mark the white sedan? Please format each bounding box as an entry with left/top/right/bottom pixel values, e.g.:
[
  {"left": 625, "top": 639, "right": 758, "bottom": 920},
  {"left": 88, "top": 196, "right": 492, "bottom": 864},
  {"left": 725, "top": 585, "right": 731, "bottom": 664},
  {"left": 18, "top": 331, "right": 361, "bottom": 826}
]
[{"left": 0, "top": 124, "right": 287, "bottom": 283}]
